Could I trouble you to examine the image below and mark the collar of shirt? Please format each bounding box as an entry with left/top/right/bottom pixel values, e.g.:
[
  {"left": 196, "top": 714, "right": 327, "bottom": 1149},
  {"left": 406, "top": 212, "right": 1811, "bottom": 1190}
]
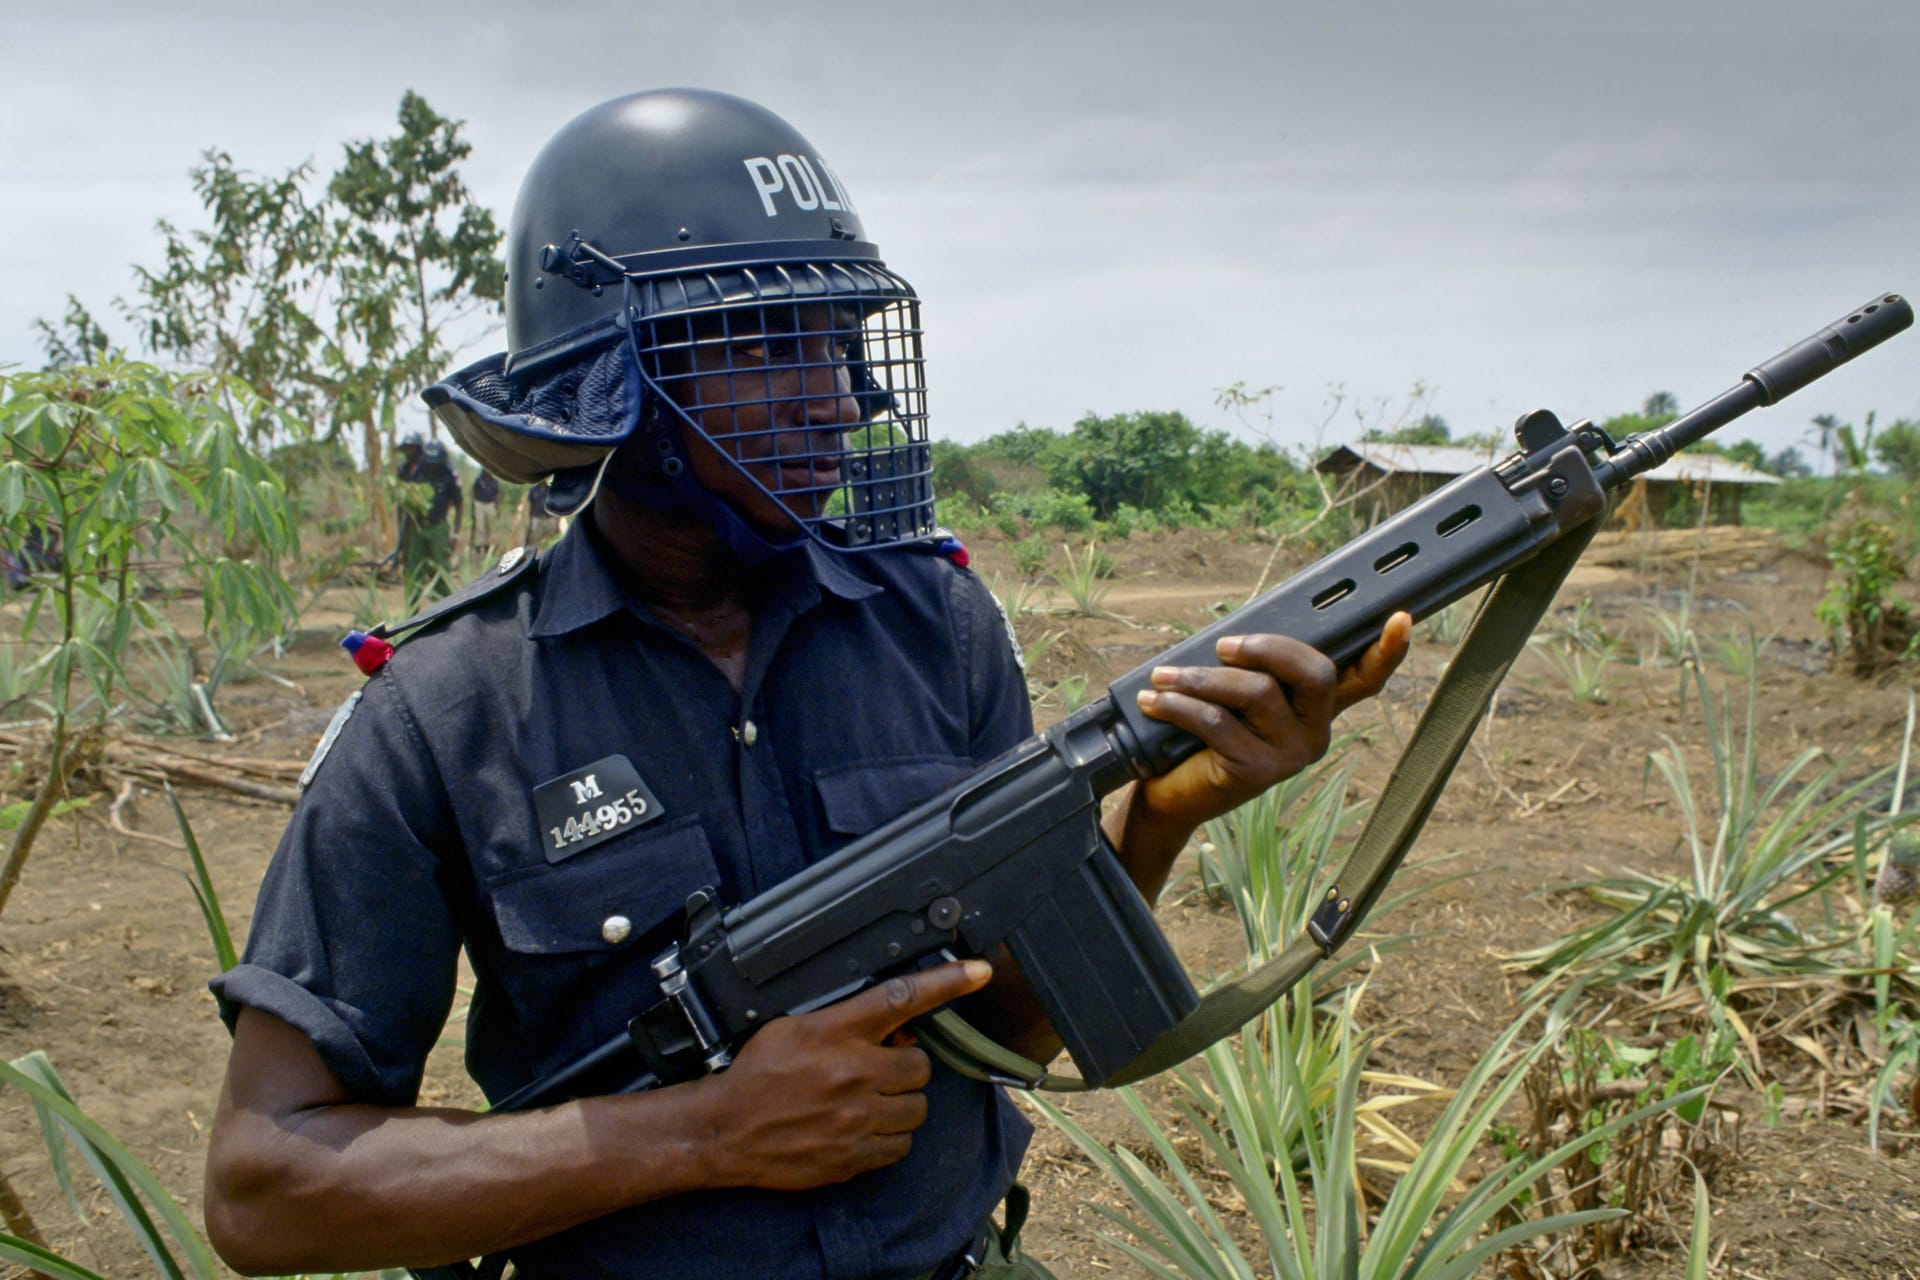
[{"left": 527, "top": 519, "right": 882, "bottom": 640}]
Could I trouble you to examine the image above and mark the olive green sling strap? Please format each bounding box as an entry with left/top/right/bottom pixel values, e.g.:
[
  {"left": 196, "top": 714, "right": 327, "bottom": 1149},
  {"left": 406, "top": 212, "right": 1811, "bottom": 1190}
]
[{"left": 920, "top": 518, "right": 1601, "bottom": 1093}]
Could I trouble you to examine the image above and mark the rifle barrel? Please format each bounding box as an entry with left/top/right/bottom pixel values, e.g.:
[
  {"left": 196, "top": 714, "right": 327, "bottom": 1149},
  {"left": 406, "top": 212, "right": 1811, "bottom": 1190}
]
[{"left": 1596, "top": 291, "right": 1910, "bottom": 488}]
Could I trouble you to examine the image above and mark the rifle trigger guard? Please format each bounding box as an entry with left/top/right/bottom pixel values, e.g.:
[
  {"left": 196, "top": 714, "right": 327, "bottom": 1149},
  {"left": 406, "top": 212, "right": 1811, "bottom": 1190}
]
[{"left": 1306, "top": 884, "right": 1355, "bottom": 958}]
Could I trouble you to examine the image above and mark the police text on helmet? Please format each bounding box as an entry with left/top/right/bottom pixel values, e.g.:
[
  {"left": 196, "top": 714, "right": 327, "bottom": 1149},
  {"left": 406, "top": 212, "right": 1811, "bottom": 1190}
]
[{"left": 742, "top": 155, "right": 858, "bottom": 218}]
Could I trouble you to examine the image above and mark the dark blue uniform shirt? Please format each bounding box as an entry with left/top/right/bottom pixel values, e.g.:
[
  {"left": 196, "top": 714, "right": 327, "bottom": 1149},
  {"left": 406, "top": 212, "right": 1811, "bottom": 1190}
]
[{"left": 214, "top": 521, "right": 1035, "bottom": 1279}]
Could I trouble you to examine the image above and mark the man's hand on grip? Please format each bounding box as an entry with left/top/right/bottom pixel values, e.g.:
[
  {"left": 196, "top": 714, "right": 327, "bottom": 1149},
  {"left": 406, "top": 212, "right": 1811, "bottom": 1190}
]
[{"left": 691, "top": 958, "right": 993, "bottom": 1191}]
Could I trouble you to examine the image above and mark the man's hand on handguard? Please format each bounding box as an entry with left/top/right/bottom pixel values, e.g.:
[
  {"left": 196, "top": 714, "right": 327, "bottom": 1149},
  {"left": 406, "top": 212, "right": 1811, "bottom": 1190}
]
[
  {"left": 689, "top": 958, "right": 993, "bottom": 1190},
  {"left": 1117, "top": 612, "right": 1413, "bottom": 861}
]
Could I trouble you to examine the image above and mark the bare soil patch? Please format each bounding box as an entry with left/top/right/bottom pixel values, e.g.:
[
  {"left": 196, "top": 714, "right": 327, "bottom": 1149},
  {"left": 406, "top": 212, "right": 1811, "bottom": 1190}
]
[{"left": 2, "top": 523, "right": 1916, "bottom": 1278}]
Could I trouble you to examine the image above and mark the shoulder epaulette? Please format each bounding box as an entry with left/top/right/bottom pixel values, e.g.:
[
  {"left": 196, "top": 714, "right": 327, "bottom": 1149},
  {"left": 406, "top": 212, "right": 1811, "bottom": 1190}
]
[
  {"left": 339, "top": 546, "right": 539, "bottom": 676},
  {"left": 376, "top": 544, "right": 541, "bottom": 644},
  {"left": 901, "top": 527, "right": 970, "bottom": 568}
]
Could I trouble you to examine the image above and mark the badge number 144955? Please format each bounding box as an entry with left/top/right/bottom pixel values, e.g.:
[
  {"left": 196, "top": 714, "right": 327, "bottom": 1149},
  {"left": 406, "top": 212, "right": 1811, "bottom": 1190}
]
[
  {"left": 533, "top": 755, "right": 665, "bottom": 863},
  {"left": 550, "top": 788, "right": 651, "bottom": 853}
]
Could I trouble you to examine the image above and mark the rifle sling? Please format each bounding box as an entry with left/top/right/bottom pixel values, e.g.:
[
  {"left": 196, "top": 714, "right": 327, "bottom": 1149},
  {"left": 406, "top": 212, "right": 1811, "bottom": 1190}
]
[{"left": 920, "top": 517, "right": 1601, "bottom": 1092}]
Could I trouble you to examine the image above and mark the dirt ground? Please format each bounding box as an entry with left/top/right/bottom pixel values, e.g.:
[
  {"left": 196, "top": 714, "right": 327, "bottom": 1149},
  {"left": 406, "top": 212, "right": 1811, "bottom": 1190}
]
[{"left": 2, "top": 521, "right": 1916, "bottom": 1278}]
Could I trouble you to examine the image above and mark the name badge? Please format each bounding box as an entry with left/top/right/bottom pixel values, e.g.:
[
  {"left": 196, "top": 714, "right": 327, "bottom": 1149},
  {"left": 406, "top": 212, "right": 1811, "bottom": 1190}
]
[{"left": 533, "top": 755, "right": 664, "bottom": 863}]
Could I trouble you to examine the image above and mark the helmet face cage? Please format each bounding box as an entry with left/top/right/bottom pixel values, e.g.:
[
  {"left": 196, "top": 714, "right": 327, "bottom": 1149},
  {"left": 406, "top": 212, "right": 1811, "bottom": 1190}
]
[{"left": 622, "top": 259, "right": 934, "bottom": 551}]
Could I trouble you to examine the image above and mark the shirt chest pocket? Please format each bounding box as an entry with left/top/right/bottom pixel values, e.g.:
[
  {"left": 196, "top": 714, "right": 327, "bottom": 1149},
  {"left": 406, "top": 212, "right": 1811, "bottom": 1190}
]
[
  {"left": 813, "top": 755, "right": 975, "bottom": 837},
  {"left": 486, "top": 815, "right": 722, "bottom": 955}
]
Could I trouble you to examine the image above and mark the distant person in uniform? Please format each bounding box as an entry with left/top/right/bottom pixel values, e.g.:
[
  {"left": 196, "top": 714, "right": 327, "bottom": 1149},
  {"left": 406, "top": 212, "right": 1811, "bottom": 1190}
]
[
  {"left": 518, "top": 477, "right": 568, "bottom": 546},
  {"left": 393, "top": 434, "right": 464, "bottom": 605},
  {"left": 469, "top": 469, "right": 500, "bottom": 551},
  {"left": 2, "top": 521, "right": 59, "bottom": 591}
]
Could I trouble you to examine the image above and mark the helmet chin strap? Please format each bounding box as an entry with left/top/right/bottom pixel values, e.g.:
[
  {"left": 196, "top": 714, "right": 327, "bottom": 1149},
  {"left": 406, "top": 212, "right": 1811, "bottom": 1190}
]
[
  {"left": 647, "top": 446, "right": 810, "bottom": 566},
  {"left": 543, "top": 450, "right": 615, "bottom": 519}
]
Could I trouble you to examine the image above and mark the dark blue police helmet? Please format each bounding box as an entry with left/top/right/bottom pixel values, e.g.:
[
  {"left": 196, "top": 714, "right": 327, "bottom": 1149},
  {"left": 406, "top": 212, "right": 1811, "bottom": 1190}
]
[
  {"left": 427, "top": 89, "right": 935, "bottom": 550},
  {"left": 505, "top": 89, "right": 878, "bottom": 376}
]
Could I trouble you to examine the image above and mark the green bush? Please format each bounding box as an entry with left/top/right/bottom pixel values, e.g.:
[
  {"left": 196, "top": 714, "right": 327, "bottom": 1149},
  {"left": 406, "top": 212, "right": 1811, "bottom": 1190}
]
[
  {"left": 1030, "top": 490, "right": 1097, "bottom": 533},
  {"left": 1011, "top": 536, "right": 1052, "bottom": 580},
  {"left": 1103, "top": 504, "right": 1142, "bottom": 540},
  {"left": 935, "top": 417, "right": 1305, "bottom": 532},
  {"left": 933, "top": 495, "right": 991, "bottom": 531},
  {"left": 1818, "top": 518, "right": 1915, "bottom": 674}
]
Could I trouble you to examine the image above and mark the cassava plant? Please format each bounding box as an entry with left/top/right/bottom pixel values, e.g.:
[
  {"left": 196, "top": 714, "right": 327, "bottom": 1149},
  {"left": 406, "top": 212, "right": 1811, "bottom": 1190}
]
[
  {"left": 1492, "top": 1024, "right": 1738, "bottom": 1270},
  {"left": 0, "top": 358, "right": 300, "bottom": 922},
  {"left": 1818, "top": 517, "right": 1915, "bottom": 675}
]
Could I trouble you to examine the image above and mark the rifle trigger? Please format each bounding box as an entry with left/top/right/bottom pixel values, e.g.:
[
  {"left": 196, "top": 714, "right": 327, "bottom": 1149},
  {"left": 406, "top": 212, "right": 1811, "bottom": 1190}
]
[{"left": 1306, "top": 884, "right": 1354, "bottom": 958}]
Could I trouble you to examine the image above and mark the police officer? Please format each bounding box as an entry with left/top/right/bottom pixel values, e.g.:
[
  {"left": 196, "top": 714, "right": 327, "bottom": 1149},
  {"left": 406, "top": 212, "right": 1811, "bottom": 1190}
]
[
  {"left": 468, "top": 469, "right": 500, "bottom": 548},
  {"left": 394, "top": 433, "right": 464, "bottom": 605},
  {"left": 203, "top": 89, "right": 1410, "bottom": 1279}
]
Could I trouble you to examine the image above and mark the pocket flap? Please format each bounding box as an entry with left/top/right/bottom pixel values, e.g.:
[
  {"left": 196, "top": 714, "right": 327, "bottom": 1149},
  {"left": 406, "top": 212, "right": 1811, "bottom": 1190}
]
[
  {"left": 487, "top": 815, "right": 720, "bottom": 954},
  {"left": 814, "top": 756, "right": 973, "bottom": 836}
]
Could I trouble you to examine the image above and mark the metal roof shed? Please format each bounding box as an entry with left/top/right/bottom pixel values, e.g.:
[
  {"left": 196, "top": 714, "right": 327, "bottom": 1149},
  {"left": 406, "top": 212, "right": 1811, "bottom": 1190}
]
[{"left": 1315, "top": 442, "right": 1779, "bottom": 528}]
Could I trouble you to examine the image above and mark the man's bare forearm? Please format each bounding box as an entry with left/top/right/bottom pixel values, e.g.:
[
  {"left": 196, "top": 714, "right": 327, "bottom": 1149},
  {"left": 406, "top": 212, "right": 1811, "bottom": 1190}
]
[
  {"left": 208, "top": 968, "right": 985, "bottom": 1275},
  {"left": 208, "top": 1037, "right": 727, "bottom": 1272}
]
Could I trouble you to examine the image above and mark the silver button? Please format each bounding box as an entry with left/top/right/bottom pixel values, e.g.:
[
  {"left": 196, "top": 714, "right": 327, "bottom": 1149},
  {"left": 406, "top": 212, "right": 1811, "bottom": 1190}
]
[
  {"left": 600, "top": 915, "right": 632, "bottom": 945},
  {"left": 497, "top": 546, "right": 525, "bottom": 575},
  {"left": 741, "top": 719, "right": 758, "bottom": 747}
]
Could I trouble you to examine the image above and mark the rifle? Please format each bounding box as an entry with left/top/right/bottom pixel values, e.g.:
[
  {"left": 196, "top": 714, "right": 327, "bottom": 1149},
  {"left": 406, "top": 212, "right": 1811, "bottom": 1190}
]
[{"left": 496, "top": 291, "right": 1911, "bottom": 1110}]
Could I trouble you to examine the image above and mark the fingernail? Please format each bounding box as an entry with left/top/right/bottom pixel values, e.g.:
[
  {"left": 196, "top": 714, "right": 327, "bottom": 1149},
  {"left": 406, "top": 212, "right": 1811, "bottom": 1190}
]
[
  {"left": 1217, "top": 636, "right": 1244, "bottom": 659},
  {"left": 1150, "top": 666, "right": 1178, "bottom": 688},
  {"left": 1136, "top": 689, "right": 1160, "bottom": 710},
  {"left": 963, "top": 959, "right": 992, "bottom": 983}
]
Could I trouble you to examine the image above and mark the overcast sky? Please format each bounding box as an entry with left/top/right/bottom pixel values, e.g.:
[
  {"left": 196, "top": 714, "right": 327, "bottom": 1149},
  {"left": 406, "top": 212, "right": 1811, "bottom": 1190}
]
[{"left": 5, "top": 0, "right": 1916, "bottom": 466}]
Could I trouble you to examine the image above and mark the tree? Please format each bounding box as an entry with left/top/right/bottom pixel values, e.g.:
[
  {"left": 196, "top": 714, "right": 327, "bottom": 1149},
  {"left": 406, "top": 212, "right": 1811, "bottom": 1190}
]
[
  {"left": 1063, "top": 410, "right": 1201, "bottom": 518},
  {"left": 1362, "top": 412, "right": 1451, "bottom": 446},
  {"left": 56, "top": 91, "right": 503, "bottom": 546},
  {"left": 1807, "top": 410, "right": 1878, "bottom": 520},
  {"left": 1871, "top": 418, "right": 1920, "bottom": 480},
  {"left": 1717, "top": 438, "right": 1769, "bottom": 473},
  {"left": 1805, "top": 411, "right": 1878, "bottom": 476},
  {"left": 326, "top": 92, "right": 505, "bottom": 540},
  {"left": 32, "top": 296, "right": 113, "bottom": 369},
  {"left": 1642, "top": 390, "right": 1679, "bottom": 421},
  {"left": 1189, "top": 430, "right": 1294, "bottom": 510},
  {"left": 119, "top": 151, "right": 334, "bottom": 440},
  {"left": 1452, "top": 429, "right": 1506, "bottom": 453},
  {"left": 1766, "top": 445, "right": 1813, "bottom": 478},
  {"left": 986, "top": 421, "right": 1071, "bottom": 471},
  {"left": 0, "top": 359, "right": 301, "bottom": 922}
]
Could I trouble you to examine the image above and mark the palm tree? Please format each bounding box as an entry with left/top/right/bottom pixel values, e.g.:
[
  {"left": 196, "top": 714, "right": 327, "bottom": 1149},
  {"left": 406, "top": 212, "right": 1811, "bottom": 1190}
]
[{"left": 1808, "top": 412, "right": 1847, "bottom": 522}]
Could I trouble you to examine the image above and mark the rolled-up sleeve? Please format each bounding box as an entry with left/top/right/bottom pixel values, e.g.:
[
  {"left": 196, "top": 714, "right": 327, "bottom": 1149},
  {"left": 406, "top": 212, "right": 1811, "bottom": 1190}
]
[{"left": 211, "top": 669, "right": 467, "bottom": 1107}]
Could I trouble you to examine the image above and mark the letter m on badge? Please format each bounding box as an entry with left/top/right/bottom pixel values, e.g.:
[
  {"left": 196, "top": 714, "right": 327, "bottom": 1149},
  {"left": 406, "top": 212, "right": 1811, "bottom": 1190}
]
[{"left": 570, "top": 775, "right": 603, "bottom": 804}]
